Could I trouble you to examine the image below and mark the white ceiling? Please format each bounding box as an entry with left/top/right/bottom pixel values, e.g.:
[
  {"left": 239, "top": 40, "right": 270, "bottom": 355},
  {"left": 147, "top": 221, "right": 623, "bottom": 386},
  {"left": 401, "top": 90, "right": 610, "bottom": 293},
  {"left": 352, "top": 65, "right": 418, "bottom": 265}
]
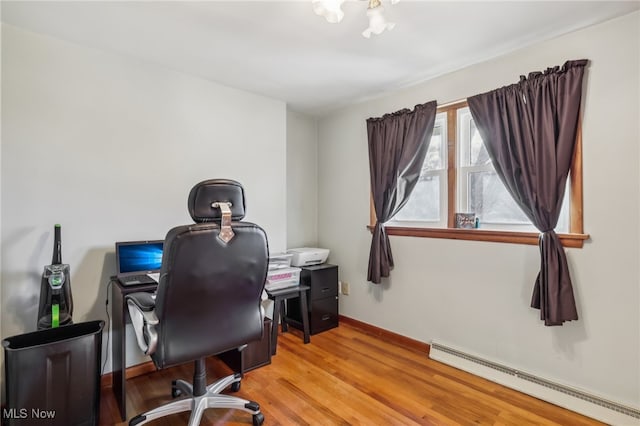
[{"left": 2, "top": 1, "right": 638, "bottom": 116}]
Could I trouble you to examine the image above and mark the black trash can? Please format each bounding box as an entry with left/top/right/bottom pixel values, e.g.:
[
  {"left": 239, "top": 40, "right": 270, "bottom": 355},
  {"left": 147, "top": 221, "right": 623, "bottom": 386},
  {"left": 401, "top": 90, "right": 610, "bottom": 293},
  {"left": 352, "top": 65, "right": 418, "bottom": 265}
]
[{"left": 2, "top": 320, "right": 104, "bottom": 426}]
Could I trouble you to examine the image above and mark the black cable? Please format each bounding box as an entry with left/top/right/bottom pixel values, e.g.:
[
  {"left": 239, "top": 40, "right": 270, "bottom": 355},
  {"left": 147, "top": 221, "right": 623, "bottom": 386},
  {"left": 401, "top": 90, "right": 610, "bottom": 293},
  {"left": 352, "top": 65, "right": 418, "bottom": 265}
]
[{"left": 101, "top": 279, "right": 114, "bottom": 375}]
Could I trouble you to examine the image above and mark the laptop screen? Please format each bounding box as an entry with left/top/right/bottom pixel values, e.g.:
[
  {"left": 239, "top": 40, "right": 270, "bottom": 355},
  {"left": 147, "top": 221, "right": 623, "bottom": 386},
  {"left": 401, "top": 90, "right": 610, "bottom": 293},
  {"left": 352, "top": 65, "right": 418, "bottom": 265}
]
[{"left": 116, "top": 241, "right": 164, "bottom": 274}]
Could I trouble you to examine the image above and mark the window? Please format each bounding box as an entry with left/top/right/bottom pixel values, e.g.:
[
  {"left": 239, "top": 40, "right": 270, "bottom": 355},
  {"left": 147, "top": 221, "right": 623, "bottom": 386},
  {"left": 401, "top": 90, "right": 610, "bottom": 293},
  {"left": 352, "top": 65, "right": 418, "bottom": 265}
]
[{"left": 375, "top": 101, "right": 588, "bottom": 248}]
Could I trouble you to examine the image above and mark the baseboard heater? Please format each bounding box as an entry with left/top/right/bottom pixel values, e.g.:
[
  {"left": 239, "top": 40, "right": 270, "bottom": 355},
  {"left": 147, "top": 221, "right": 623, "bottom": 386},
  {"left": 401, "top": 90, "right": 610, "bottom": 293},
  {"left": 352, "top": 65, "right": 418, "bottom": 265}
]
[{"left": 429, "top": 341, "right": 640, "bottom": 425}]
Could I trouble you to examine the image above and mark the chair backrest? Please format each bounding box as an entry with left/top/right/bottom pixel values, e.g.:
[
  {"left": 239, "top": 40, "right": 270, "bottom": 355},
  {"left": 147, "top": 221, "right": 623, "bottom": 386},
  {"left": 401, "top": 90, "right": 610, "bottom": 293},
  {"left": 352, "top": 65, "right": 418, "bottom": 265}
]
[{"left": 152, "top": 179, "right": 269, "bottom": 369}]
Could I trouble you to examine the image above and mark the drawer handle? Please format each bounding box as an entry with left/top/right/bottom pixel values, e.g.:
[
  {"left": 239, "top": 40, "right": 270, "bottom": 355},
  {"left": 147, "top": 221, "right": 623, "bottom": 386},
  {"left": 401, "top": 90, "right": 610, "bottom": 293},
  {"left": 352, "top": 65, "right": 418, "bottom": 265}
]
[
  {"left": 321, "top": 287, "right": 330, "bottom": 293},
  {"left": 321, "top": 314, "right": 331, "bottom": 321}
]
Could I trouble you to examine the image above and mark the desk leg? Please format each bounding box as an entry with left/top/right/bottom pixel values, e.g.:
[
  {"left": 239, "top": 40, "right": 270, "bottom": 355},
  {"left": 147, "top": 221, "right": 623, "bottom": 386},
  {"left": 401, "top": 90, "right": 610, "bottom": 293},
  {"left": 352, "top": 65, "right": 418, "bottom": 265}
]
[
  {"left": 112, "top": 284, "right": 127, "bottom": 421},
  {"left": 270, "top": 295, "right": 281, "bottom": 356},
  {"left": 299, "top": 291, "right": 311, "bottom": 344},
  {"left": 279, "top": 299, "right": 288, "bottom": 333}
]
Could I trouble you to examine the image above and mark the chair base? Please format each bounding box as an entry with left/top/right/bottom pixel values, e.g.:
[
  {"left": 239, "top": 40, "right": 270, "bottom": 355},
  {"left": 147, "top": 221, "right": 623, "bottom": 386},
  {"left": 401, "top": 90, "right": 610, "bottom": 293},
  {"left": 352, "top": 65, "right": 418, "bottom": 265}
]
[{"left": 129, "top": 372, "right": 264, "bottom": 426}]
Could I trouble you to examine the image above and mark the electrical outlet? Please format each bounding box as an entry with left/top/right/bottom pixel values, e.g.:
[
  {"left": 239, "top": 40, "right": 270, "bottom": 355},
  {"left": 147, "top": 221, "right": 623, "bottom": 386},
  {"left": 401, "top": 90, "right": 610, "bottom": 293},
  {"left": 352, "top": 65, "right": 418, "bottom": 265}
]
[{"left": 341, "top": 281, "right": 350, "bottom": 295}]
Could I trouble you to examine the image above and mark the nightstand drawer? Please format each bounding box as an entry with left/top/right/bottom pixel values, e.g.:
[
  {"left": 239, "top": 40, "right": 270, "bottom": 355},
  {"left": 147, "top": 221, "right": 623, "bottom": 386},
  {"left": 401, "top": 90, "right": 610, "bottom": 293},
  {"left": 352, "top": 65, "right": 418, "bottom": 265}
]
[
  {"left": 301, "top": 265, "right": 338, "bottom": 300},
  {"left": 309, "top": 296, "right": 338, "bottom": 334}
]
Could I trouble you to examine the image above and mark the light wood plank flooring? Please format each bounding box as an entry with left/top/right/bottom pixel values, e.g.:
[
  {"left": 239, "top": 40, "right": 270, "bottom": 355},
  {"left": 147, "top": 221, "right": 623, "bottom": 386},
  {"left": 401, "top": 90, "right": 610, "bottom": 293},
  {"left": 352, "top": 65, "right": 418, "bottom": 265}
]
[{"left": 99, "top": 322, "right": 604, "bottom": 425}]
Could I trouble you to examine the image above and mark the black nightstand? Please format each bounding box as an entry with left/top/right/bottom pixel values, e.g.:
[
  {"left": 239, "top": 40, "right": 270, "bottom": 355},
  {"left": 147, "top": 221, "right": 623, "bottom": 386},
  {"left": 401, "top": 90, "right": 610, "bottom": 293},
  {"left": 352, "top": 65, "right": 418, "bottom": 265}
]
[{"left": 287, "top": 264, "right": 339, "bottom": 335}]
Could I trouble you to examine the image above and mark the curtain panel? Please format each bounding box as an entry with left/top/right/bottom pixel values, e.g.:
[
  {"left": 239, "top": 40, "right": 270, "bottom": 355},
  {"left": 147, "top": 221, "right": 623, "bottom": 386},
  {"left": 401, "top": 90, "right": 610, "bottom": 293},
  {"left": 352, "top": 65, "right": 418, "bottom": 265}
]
[
  {"left": 467, "top": 59, "right": 588, "bottom": 325},
  {"left": 367, "top": 101, "right": 437, "bottom": 284}
]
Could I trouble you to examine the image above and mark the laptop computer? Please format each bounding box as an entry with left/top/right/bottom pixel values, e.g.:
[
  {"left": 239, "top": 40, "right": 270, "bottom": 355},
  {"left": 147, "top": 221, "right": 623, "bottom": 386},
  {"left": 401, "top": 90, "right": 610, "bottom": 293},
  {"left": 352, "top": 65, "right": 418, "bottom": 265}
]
[{"left": 115, "top": 240, "right": 164, "bottom": 286}]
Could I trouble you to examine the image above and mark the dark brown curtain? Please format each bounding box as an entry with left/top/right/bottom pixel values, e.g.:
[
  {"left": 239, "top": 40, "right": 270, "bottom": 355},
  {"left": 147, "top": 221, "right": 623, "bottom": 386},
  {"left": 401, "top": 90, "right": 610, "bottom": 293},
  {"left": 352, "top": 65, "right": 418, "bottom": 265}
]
[
  {"left": 467, "top": 59, "right": 588, "bottom": 326},
  {"left": 367, "top": 101, "right": 437, "bottom": 284}
]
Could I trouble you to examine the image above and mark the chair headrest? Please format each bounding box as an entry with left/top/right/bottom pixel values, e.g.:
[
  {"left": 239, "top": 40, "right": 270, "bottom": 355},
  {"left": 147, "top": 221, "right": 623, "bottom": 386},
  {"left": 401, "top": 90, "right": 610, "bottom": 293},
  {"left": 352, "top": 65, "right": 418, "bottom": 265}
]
[{"left": 187, "top": 179, "right": 246, "bottom": 223}]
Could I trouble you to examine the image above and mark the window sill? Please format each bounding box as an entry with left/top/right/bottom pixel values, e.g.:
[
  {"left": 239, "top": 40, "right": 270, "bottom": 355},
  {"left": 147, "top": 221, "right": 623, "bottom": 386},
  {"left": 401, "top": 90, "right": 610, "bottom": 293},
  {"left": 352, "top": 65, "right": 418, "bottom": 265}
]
[{"left": 366, "top": 225, "right": 589, "bottom": 248}]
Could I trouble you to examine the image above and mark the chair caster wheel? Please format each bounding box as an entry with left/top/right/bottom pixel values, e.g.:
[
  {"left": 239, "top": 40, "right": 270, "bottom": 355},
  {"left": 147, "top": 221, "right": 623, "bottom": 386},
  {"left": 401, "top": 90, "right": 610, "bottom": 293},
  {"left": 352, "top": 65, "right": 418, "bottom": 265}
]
[
  {"left": 252, "top": 413, "right": 264, "bottom": 426},
  {"left": 231, "top": 381, "right": 241, "bottom": 392},
  {"left": 171, "top": 380, "right": 182, "bottom": 398}
]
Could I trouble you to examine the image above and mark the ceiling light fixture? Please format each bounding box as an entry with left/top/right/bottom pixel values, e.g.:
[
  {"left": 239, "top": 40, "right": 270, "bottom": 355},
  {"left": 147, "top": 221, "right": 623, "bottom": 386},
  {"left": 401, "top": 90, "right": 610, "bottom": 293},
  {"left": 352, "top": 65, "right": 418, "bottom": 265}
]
[
  {"left": 312, "top": 0, "right": 399, "bottom": 38},
  {"left": 312, "top": 0, "right": 345, "bottom": 24}
]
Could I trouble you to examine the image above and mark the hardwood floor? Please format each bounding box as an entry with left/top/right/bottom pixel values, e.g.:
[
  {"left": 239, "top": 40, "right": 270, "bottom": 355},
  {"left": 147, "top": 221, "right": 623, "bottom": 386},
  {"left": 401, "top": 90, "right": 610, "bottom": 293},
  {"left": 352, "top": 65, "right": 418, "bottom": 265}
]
[{"left": 99, "top": 322, "right": 604, "bottom": 425}]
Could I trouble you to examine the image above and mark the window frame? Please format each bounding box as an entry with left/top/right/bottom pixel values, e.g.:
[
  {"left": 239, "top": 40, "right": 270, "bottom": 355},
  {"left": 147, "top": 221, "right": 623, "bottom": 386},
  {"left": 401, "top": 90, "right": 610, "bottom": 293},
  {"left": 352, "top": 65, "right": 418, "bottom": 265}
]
[{"left": 369, "top": 100, "right": 589, "bottom": 248}]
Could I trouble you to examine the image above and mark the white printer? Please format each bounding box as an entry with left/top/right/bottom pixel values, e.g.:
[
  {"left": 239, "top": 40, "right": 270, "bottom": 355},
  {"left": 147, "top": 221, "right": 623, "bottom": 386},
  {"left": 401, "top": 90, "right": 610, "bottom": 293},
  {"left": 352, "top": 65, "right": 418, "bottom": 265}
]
[{"left": 287, "top": 247, "right": 330, "bottom": 267}]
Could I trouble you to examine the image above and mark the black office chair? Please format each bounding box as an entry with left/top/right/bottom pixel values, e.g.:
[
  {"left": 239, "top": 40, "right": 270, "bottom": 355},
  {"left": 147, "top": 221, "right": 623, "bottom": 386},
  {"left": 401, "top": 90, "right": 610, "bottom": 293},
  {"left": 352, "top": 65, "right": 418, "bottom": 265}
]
[{"left": 126, "top": 179, "right": 268, "bottom": 426}]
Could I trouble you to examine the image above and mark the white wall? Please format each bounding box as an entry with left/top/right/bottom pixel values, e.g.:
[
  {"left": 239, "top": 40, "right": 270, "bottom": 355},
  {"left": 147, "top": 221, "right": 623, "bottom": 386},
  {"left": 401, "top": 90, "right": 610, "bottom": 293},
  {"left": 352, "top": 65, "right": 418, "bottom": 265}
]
[
  {"left": 1, "top": 24, "right": 287, "bottom": 373},
  {"left": 286, "top": 108, "right": 318, "bottom": 248},
  {"left": 318, "top": 12, "right": 639, "bottom": 408}
]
